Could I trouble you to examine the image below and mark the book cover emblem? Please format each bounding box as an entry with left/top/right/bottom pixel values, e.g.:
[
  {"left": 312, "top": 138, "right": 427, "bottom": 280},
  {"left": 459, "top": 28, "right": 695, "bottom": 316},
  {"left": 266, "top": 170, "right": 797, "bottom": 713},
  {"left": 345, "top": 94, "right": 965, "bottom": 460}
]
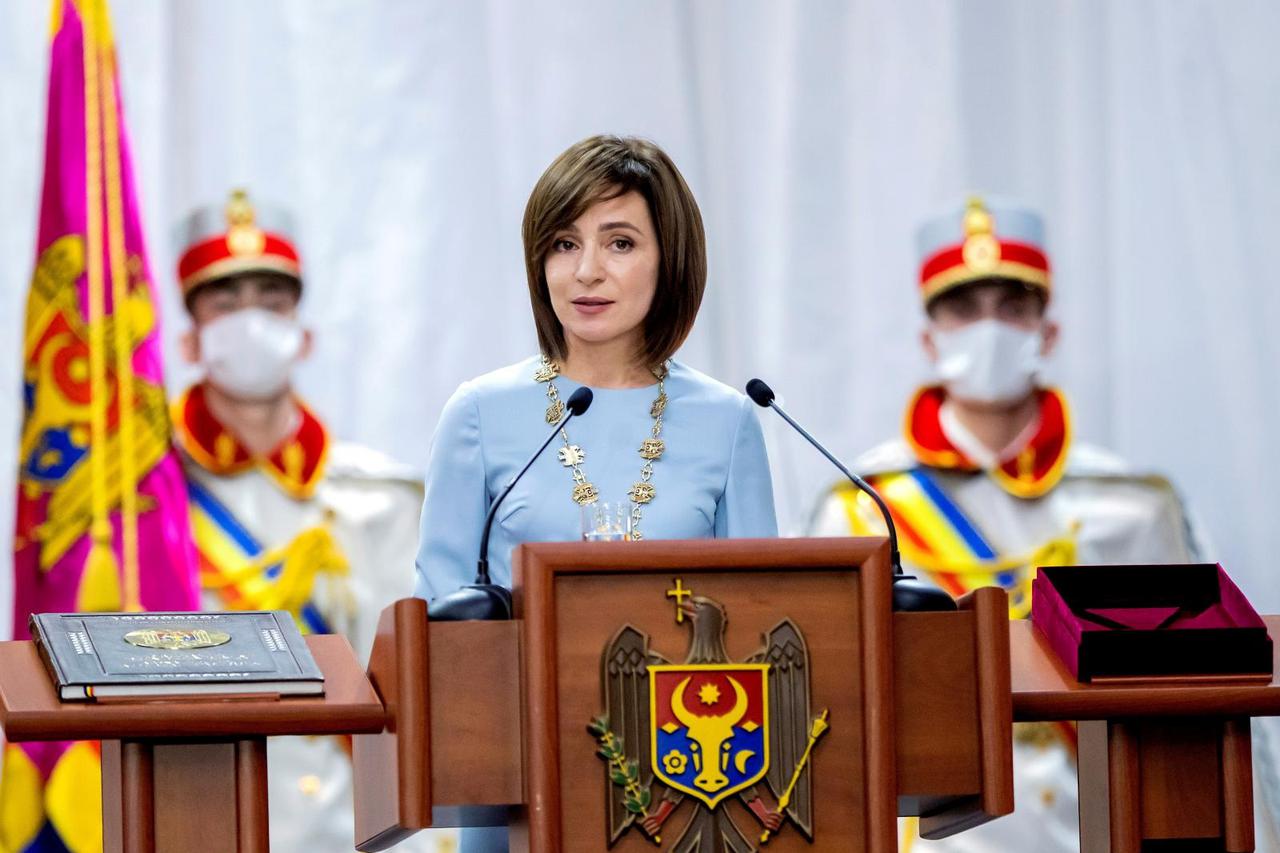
[{"left": 123, "top": 628, "right": 232, "bottom": 650}]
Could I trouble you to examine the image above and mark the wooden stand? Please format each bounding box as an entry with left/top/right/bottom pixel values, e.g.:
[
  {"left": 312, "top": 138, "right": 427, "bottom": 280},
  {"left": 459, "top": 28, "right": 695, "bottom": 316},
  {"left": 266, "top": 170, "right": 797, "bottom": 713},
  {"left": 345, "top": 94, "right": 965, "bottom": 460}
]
[
  {"left": 354, "top": 599, "right": 524, "bottom": 849},
  {"left": 1012, "top": 616, "right": 1280, "bottom": 853},
  {"left": 894, "top": 587, "right": 1013, "bottom": 839},
  {"left": 354, "top": 538, "right": 1013, "bottom": 852},
  {"left": 0, "top": 635, "right": 384, "bottom": 853}
]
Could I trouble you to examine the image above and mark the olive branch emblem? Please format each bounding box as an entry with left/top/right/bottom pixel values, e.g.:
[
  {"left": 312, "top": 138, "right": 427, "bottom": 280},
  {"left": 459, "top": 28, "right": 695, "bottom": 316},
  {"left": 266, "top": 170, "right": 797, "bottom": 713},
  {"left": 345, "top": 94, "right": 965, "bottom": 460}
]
[{"left": 588, "top": 715, "right": 660, "bottom": 843}]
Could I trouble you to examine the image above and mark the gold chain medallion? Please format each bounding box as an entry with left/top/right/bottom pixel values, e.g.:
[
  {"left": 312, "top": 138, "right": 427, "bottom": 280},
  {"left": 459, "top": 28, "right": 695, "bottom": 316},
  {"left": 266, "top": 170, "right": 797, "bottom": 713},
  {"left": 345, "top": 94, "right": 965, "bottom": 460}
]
[{"left": 536, "top": 357, "right": 668, "bottom": 538}]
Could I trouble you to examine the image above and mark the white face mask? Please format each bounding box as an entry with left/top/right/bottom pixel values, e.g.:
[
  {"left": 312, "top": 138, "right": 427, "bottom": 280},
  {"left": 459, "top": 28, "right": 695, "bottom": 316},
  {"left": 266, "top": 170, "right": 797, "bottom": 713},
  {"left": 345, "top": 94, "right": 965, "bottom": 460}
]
[
  {"left": 198, "top": 308, "right": 304, "bottom": 401},
  {"left": 931, "top": 318, "right": 1045, "bottom": 405}
]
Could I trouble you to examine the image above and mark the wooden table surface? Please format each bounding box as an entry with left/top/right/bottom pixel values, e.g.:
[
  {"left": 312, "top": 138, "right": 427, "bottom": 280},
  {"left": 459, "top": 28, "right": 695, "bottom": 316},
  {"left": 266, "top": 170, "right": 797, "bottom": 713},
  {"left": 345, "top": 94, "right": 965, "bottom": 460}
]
[
  {"left": 1011, "top": 615, "right": 1280, "bottom": 721},
  {"left": 0, "top": 634, "right": 385, "bottom": 741}
]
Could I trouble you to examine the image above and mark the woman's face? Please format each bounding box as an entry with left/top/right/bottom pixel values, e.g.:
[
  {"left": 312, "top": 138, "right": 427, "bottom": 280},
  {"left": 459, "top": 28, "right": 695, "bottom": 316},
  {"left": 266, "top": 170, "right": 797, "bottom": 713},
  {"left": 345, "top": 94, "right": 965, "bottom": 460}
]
[{"left": 544, "top": 190, "right": 659, "bottom": 359}]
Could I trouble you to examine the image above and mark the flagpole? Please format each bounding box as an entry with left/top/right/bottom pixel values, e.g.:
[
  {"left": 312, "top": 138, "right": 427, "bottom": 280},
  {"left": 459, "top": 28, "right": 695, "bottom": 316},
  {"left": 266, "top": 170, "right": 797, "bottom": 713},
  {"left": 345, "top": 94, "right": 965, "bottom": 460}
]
[
  {"left": 99, "top": 8, "right": 142, "bottom": 612},
  {"left": 79, "top": 0, "right": 122, "bottom": 611}
]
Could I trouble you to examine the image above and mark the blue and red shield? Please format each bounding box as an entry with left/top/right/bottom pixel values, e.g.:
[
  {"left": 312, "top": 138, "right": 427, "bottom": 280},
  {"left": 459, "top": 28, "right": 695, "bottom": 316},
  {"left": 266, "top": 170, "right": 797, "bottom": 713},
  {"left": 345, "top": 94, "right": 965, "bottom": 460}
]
[{"left": 649, "top": 664, "right": 770, "bottom": 808}]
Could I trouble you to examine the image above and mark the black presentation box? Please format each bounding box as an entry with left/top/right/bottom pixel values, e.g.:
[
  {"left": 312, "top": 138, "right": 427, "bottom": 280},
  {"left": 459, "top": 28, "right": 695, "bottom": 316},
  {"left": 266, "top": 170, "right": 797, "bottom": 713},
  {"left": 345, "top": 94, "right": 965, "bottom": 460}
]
[{"left": 1030, "top": 563, "right": 1273, "bottom": 683}]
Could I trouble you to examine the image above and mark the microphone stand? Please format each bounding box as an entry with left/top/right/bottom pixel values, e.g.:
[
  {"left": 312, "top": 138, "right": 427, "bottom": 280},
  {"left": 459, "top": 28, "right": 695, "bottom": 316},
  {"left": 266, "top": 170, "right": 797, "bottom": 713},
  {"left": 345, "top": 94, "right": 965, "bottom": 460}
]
[
  {"left": 428, "top": 387, "right": 594, "bottom": 621},
  {"left": 747, "top": 379, "right": 955, "bottom": 612}
]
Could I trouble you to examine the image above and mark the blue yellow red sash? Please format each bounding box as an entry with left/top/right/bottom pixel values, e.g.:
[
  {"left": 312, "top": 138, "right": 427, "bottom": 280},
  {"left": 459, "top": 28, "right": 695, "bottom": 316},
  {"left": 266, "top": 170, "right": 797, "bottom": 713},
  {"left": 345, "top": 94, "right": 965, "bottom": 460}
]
[
  {"left": 188, "top": 479, "right": 343, "bottom": 634},
  {"left": 836, "top": 468, "right": 1077, "bottom": 618}
]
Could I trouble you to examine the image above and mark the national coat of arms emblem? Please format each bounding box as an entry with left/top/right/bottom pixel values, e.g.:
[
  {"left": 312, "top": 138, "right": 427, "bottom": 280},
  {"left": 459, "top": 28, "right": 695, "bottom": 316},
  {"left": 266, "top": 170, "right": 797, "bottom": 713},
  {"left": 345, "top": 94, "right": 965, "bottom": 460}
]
[{"left": 588, "top": 580, "right": 829, "bottom": 851}]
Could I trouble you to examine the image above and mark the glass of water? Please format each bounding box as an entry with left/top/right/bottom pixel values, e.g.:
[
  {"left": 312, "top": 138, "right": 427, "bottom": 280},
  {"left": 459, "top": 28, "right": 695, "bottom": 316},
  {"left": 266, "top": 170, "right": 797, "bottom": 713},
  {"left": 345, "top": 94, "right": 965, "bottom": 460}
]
[{"left": 581, "top": 501, "right": 632, "bottom": 542}]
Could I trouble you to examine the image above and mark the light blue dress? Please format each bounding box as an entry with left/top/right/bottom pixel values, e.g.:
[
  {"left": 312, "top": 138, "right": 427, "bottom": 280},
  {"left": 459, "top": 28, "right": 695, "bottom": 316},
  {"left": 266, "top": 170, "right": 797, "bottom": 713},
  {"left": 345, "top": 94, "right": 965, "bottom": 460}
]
[{"left": 413, "top": 355, "right": 777, "bottom": 851}]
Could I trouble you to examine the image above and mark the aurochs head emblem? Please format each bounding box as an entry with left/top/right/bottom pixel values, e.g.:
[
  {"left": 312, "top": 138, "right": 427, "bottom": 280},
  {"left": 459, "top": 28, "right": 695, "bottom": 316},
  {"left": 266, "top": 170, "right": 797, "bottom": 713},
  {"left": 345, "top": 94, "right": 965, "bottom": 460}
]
[
  {"left": 652, "top": 666, "right": 768, "bottom": 806},
  {"left": 588, "top": 581, "right": 830, "bottom": 850}
]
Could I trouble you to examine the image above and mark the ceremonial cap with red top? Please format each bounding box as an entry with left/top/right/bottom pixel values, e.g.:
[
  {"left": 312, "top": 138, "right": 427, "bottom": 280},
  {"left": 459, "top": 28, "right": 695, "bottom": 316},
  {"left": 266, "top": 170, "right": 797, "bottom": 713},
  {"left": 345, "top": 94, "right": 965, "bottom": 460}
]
[
  {"left": 176, "top": 189, "right": 302, "bottom": 301},
  {"left": 915, "top": 196, "right": 1050, "bottom": 306}
]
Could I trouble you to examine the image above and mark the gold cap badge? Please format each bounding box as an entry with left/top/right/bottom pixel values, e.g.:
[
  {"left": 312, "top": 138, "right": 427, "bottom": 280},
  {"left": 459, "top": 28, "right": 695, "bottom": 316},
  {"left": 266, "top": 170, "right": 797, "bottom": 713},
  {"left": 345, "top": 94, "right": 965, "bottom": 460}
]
[
  {"left": 961, "top": 196, "right": 1000, "bottom": 273},
  {"left": 224, "top": 189, "right": 266, "bottom": 257}
]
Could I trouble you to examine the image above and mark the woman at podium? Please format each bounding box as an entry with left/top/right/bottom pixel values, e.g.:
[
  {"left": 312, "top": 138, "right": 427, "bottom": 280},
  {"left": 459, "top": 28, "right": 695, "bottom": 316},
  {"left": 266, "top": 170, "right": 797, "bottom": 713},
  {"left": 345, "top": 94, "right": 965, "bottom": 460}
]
[
  {"left": 414, "top": 135, "right": 777, "bottom": 851},
  {"left": 415, "top": 135, "right": 777, "bottom": 606}
]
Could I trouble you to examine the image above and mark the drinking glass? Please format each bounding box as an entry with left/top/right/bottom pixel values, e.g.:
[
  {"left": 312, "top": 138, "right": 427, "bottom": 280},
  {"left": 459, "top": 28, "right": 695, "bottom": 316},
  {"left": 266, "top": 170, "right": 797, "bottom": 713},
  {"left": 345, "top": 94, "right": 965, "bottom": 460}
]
[{"left": 581, "top": 501, "right": 632, "bottom": 542}]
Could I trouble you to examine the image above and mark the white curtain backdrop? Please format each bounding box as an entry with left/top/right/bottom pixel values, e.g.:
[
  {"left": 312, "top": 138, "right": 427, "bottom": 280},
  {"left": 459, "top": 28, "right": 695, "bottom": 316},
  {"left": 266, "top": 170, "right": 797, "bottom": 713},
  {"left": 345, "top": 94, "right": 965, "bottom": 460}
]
[{"left": 2, "top": 0, "right": 1278, "bottom": 622}]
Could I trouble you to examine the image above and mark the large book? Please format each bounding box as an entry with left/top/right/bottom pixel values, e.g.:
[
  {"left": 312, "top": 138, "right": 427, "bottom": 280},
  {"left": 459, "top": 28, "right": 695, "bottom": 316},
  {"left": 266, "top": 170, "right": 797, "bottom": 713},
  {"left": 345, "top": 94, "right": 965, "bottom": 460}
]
[{"left": 29, "top": 611, "right": 325, "bottom": 701}]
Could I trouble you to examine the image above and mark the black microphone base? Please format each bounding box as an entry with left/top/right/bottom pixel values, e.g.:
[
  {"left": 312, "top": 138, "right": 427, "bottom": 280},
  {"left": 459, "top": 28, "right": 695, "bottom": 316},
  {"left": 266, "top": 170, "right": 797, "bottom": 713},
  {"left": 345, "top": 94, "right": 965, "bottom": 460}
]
[
  {"left": 892, "top": 575, "right": 958, "bottom": 612},
  {"left": 427, "top": 584, "right": 513, "bottom": 621}
]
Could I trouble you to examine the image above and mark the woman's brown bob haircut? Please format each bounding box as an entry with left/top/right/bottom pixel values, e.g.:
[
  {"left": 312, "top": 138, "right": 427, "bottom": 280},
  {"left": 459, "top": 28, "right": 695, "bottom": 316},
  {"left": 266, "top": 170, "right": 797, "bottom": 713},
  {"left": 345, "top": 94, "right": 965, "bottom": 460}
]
[{"left": 522, "top": 135, "right": 706, "bottom": 368}]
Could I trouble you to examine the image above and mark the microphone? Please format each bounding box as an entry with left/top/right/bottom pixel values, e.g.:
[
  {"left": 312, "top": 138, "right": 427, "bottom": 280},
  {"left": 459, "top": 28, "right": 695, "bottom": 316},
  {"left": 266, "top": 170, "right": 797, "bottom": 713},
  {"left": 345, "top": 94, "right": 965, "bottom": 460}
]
[
  {"left": 745, "top": 378, "right": 955, "bottom": 612},
  {"left": 428, "top": 386, "right": 594, "bottom": 621}
]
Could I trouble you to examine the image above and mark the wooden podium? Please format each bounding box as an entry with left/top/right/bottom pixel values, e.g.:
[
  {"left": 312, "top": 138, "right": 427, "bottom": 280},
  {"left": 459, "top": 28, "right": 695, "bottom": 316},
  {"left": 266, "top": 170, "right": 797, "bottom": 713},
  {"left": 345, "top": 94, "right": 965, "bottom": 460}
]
[
  {"left": 354, "top": 538, "right": 1013, "bottom": 852},
  {"left": 0, "top": 635, "right": 384, "bottom": 853},
  {"left": 1012, "top": 617, "right": 1280, "bottom": 853}
]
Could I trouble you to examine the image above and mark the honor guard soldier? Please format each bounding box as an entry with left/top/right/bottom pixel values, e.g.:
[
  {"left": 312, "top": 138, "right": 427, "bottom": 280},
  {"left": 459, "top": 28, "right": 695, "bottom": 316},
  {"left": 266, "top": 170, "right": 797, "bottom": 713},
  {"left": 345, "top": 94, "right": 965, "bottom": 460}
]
[
  {"left": 172, "top": 190, "right": 442, "bottom": 851},
  {"left": 810, "top": 197, "right": 1209, "bottom": 852}
]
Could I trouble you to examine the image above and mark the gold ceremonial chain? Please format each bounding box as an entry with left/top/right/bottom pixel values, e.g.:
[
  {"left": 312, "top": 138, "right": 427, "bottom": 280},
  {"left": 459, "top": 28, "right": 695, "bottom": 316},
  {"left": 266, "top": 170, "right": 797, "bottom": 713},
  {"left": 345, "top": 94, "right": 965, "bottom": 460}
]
[{"left": 535, "top": 357, "right": 667, "bottom": 540}]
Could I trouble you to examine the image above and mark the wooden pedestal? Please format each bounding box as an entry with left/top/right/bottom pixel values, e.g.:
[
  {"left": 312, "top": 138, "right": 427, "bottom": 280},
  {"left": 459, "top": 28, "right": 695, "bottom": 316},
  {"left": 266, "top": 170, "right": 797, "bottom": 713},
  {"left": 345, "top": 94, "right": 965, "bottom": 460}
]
[
  {"left": 0, "top": 635, "right": 384, "bottom": 853},
  {"left": 1076, "top": 718, "right": 1254, "bottom": 853},
  {"left": 101, "top": 738, "right": 270, "bottom": 853},
  {"left": 1013, "top": 616, "right": 1280, "bottom": 853}
]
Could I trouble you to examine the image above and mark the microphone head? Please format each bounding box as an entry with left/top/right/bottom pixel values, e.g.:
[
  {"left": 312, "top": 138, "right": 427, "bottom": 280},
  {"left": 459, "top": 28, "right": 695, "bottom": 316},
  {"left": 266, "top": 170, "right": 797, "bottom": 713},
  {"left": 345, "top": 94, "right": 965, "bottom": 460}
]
[
  {"left": 427, "top": 584, "right": 513, "bottom": 621},
  {"left": 566, "top": 386, "right": 593, "bottom": 416},
  {"left": 745, "top": 378, "right": 775, "bottom": 408}
]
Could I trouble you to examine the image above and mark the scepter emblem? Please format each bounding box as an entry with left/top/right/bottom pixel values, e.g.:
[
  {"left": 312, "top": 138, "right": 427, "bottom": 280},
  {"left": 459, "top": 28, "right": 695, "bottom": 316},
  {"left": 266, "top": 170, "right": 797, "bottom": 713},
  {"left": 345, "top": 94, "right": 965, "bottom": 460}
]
[{"left": 760, "top": 710, "right": 829, "bottom": 844}]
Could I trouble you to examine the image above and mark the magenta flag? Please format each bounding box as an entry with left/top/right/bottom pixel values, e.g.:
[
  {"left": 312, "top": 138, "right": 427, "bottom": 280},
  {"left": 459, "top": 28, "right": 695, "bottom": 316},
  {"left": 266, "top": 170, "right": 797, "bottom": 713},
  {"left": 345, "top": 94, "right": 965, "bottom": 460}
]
[{"left": 5, "top": 2, "right": 199, "bottom": 849}]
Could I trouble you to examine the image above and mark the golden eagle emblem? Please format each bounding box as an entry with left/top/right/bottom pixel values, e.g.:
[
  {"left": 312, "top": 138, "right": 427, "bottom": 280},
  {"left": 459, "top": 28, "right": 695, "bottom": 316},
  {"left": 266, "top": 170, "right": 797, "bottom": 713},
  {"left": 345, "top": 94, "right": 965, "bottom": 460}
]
[{"left": 588, "top": 582, "right": 829, "bottom": 851}]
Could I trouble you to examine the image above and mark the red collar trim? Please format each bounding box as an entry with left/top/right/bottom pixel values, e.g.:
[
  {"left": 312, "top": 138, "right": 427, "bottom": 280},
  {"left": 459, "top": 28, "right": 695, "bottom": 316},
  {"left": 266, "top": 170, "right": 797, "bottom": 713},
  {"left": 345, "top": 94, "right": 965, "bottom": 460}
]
[
  {"left": 903, "top": 385, "right": 1072, "bottom": 498},
  {"left": 172, "top": 383, "right": 329, "bottom": 499}
]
